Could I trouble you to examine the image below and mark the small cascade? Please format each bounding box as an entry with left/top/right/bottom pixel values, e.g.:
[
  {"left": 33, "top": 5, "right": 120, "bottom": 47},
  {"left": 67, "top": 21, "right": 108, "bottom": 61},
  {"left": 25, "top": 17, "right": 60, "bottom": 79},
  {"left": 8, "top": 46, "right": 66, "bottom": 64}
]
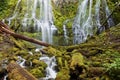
[
  {"left": 3, "top": 75, "right": 8, "bottom": 80},
  {"left": 72, "top": 0, "right": 114, "bottom": 44},
  {"left": 63, "top": 25, "right": 69, "bottom": 45},
  {"left": 40, "top": 56, "right": 57, "bottom": 80},
  {"left": 16, "top": 56, "right": 26, "bottom": 68},
  {"left": 63, "top": 25, "right": 68, "bottom": 40}
]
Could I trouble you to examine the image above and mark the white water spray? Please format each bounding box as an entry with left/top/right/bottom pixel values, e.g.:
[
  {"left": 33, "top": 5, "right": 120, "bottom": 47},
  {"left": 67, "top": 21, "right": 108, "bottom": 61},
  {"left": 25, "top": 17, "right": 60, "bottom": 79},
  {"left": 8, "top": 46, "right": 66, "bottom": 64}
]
[
  {"left": 72, "top": 0, "right": 93, "bottom": 44},
  {"left": 16, "top": 56, "right": 26, "bottom": 68},
  {"left": 40, "top": 56, "right": 57, "bottom": 80},
  {"left": 7, "top": 0, "right": 57, "bottom": 44},
  {"left": 95, "top": 0, "right": 101, "bottom": 28},
  {"left": 72, "top": 0, "right": 114, "bottom": 44}
]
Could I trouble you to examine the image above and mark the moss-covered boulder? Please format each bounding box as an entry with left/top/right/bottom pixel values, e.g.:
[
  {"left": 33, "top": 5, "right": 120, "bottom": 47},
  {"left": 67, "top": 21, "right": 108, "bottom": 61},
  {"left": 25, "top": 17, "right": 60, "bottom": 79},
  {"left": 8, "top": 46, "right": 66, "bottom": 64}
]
[
  {"left": 70, "top": 53, "right": 84, "bottom": 70},
  {"left": 56, "top": 68, "right": 70, "bottom": 80}
]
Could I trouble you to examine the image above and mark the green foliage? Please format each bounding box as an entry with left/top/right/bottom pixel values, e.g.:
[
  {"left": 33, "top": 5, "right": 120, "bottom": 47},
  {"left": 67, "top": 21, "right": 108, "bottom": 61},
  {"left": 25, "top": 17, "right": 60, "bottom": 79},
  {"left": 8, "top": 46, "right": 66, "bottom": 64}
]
[
  {"left": 53, "top": 2, "right": 78, "bottom": 34},
  {"left": 0, "top": 0, "right": 8, "bottom": 19},
  {"left": 107, "top": 58, "right": 120, "bottom": 80},
  {"left": 70, "top": 53, "right": 84, "bottom": 70},
  {"left": 56, "top": 68, "right": 70, "bottom": 80},
  {"left": 108, "top": 0, "right": 120, "bottom": 24},
  {"left": 30, "top": 68, "right": 45, "bottom": 78},
  {"left": 0, "top": 0, "right": 17, "bottom": 19}
]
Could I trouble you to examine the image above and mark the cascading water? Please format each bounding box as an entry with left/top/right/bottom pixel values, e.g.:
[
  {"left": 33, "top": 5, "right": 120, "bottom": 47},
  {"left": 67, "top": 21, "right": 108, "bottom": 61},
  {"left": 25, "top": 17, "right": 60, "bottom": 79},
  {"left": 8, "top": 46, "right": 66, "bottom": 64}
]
[
  {"left": 7, "top": 0, "right": 57, "bottom": 44},
  {"left": 95, "top": 0, "right": 101, "bottom": 29},
  {"left": 72, "top": 0, "right": 93, "bottom": 44},
  {"left": 40, "top": 56, "right": 57, "bottom": 80},
  {"left": 72, "top": 0, "right": 114, "bottom": 44},
  {"left": 5, "top": 0, "right": 58, "bottom": 79},
  {"left": 16, "top": 56, "right": 26, "bottom": 68},
  {"left": 63, "top": 25, "right": 68, "bottom": 43},
  {"left": 102, "top": 0, "right": 115, "bottom": 27},
  {"left": 63, "top": 19, "right": 71, "bottom": 45},
  {"left": 22, "top": 0, "right": 57, "bottom": 44}
]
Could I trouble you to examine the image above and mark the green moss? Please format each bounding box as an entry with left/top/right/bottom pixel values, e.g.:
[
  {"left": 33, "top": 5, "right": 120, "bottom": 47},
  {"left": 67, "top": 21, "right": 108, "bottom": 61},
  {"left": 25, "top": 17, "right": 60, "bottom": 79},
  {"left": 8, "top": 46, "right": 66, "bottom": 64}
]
[
  {"left": 0, "top": 53, "right": 3, "bottom": 60},
  {"left": 32, "top": 59, "right": 47, "bottom": 68},
  {"left": 56, "top": 68, "right": 70, "bottom": 80},
  {"left": 107, "top": 58, "right": 120, "bottom": 80},
  {"left": 30, "top": 68, "right": 45, "bottom": 78},
  {"left": 70, "top": 53, "right": 84, "bottom": 70},
  {"left": 0, "top": 0, "right": 18, "bottom": 19},
  {"left": 53, "top": 1, "right": 78, "bottom": 34},
  {"left": 57, "top": 57, "right": 63, "bottom": 69}
]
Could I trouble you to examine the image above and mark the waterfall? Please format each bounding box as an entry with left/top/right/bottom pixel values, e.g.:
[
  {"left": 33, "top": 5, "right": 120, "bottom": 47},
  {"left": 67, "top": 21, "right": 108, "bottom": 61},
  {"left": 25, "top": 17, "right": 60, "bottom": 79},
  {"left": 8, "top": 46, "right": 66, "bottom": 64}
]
[
  {"left": 72, "top": 0, "right": 114, "bottom": 44},
  {"left": 95, "top": 0, "right": 101, "bottom": 29},
  {"left": 39, "top": 0, "right": 57, "bottom": 44},
  {"left": 72, "top": 0, "right": 93, "bottom": 44},
  {"left": 63, "top": 25, "right": 68, "bottom": 40},
  {"left": 7, "top": 0, "right": 57, "bottom": 44},
  {"left": 22, "top": 0, "right": 57, "bottom": 44},
  {"left": 102, "top": 0, "right": 115, "bottom": 27}
]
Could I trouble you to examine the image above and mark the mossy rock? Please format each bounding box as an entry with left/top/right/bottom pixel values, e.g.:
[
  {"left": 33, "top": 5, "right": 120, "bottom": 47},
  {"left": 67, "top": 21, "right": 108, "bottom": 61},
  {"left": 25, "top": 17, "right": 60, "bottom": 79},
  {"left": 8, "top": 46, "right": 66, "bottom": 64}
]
[
  {"left": 43, "top": 47, "right": 62, "bottom": 57},
  {"left": 15, "top": 50, "right": 28, "bottom": 57},
  {"left": 32, "top": 59, "right": 47, "bottom": 68},
  {"left": 56, "top": 68, "right": 70, "bottom": 80},
  {"left": 70, "top": 53, "right": 84, "bottom": 70},
  {"left": 30, "top": 68, "right": 45, "bottom": 78}
]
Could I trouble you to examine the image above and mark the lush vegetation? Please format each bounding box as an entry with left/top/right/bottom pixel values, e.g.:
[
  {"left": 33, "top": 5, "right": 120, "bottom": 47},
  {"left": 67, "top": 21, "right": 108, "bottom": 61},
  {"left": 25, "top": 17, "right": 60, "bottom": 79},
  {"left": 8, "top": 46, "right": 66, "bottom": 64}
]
[{"left": 0, "top": 0, "right": 120, "bottom": 80}]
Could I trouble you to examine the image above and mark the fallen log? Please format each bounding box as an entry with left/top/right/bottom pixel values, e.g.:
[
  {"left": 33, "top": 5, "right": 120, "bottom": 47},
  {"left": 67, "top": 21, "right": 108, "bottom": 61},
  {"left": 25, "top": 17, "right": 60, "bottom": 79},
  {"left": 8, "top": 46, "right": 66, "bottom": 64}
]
[
  {"left": 7, "top": 62, "right": 37, "bottom": 80},
  {"left": 0, "top": 21, "right": 51, "bottom": 47}
]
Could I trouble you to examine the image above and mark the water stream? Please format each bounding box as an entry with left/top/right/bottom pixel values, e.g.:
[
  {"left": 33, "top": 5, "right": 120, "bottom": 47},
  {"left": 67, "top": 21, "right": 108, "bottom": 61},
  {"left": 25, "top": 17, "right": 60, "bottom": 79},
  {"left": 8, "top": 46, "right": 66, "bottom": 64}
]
[
  {"left": 40, "top": 56, "right": 57, "bottom": 80},
  {"left": 11, "top": 55, "right": 57, "bottom": 80},
  {"left": 5, "top": 0, "right": 57, "bottom": 79}
]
